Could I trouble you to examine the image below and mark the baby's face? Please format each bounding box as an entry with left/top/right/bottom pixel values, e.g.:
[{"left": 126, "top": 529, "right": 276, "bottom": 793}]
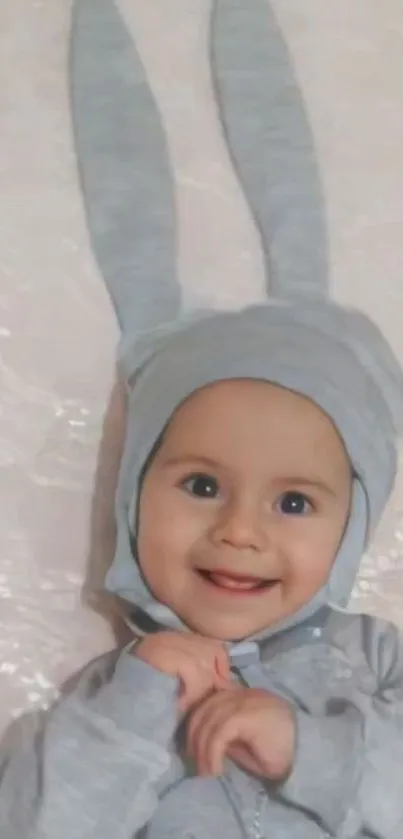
[{"left": 137, "top": 379, "right": 352, "bottom": 641}]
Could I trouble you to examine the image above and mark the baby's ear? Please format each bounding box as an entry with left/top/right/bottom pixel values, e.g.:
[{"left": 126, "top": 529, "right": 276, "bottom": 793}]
[{"left": 70, "top": 0, "right": 181, "bottom": 338}]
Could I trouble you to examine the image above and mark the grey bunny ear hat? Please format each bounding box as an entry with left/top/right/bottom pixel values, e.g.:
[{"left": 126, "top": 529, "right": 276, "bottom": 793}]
[
  {"left": 104, "top": 299, "right": 403, "bottom": 641},
  {"left": 70, "top": 0, "right": 332, "bottom": 331},
  {"left": 70, "top": 1, "right": 403, "bottom": 639}
]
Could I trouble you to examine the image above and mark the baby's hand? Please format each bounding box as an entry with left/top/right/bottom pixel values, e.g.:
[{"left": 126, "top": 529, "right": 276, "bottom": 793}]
[
  {"left": 133, "top": 632, "right": 230, "bottom": 713},
  {"left": 186, "top": 685, "right": 296, "bottom": 781}
]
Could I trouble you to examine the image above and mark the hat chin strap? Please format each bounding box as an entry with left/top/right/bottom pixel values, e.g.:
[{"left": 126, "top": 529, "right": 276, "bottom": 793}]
[{"left": 326, "top": 476, "right": 369, "bottom": 610}]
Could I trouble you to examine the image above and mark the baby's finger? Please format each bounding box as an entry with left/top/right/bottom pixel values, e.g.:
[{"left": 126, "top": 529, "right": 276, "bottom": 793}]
[
  {"left": 213, "top": 673, "right": 232, "bottom": 692},
  {"left": 214, "top": 645, "right": 231, "bottom": 683},
  {"left": 207, "top": 715, "right": 241, "bottom": 776},
  {"left": 189, "top": 696, "right": 234, "bottom": 775},
  {"left": 206, "top": 736, "right": 226, "bottom": 777},
  {"left": 178, "top": 686, "right": 192, "bottom": 714},
  {"left": 186, "top": 691, "right": 225, "bottom": 755},
  {"left": 226, "top": 743, "right": 263, "bottom": 776},
  {"left": 178, "top": 664, "right": 216, "bottom": 714}
]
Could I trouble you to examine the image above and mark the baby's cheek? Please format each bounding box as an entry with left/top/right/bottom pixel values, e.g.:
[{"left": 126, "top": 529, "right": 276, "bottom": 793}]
[
  {"left": 140, "top": 520, "right": 192, "bottom": 588},
  {"left": 285, "top": 533, "right": 335, "bottom": 593}
]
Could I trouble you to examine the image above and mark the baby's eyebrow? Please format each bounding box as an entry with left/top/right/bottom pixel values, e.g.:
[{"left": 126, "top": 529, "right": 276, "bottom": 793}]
[
  {"left": 160, "top": 454, "right": 220, "bottom": 470},
  {"left": 274, "top": 477, "right": 338, "bottom": 497}
]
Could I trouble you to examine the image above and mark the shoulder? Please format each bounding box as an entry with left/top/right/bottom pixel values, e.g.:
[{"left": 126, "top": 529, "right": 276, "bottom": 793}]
[
  {"left": 325, "top": 609, "right": 403, "bottom": 686},
  {"left": 58, "top": 646, "right": 124, "bottom": 696}
]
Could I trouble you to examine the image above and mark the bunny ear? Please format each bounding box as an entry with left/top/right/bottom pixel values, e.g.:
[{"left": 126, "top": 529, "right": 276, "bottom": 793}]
[
  {"left": 211, "top": 0, "right": 329, "bottom": 300},
  {"left": 69, "top": 0, "right": 181, "bottom": 336}
]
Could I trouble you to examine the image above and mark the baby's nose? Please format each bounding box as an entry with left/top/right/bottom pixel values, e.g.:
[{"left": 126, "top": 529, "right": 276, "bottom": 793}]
[{"left": 210, "top": 499, "right": 268, "bottom": 552}]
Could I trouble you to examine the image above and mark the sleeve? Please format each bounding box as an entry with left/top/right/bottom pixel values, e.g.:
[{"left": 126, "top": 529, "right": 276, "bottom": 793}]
[
  {"left": 0, "top": 647, "right": 179, "bottom": 839},
  {"left": 356, "top": 619, "right": 403, "bottom": 838},
  {"left": 275, "top": 617, "right": 403, "bottom": 837}
]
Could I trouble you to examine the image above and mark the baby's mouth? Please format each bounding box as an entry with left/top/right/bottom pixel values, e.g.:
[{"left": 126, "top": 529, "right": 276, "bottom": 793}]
[{"left": 196, "top": 569, "right": 277, "bottom": 593}]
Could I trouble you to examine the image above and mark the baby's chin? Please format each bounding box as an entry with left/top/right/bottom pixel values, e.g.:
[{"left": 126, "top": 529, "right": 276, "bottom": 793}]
[
  {"left": 177, "top": 591, "right": 318, "bottom": 641},
  {"left": 179, "top": 612, "right": 278, "bottom": 642}
]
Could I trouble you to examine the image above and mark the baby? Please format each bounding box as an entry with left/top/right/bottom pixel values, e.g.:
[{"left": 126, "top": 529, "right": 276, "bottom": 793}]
[{"left": 1, "top": 301, "right": 403, "bottom": 839}]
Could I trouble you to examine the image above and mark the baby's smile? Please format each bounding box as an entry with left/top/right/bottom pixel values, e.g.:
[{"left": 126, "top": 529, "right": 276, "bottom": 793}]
[{"left": 195, "top": 568, "right": 278, "bottom": 593}]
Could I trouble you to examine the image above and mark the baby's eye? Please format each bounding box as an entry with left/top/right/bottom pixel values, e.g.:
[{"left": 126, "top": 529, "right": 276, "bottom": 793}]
[
  {"left": 276, "top": 491, "right": 313, "bottom": 516},
  {"left": 182, "top": 473, "right": 220, "bottom": 499}
]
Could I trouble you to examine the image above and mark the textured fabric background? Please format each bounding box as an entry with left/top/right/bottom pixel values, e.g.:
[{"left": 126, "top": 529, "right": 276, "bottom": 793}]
[{"left": 1, "top": 0, "right": 403, "bottom": 732}]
